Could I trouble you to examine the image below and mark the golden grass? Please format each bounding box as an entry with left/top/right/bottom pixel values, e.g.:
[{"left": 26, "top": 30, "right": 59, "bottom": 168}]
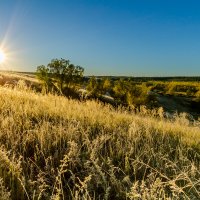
[
  {"left": 0, "top": 72, "right": 38, "bottom": 84},
  {"left": 0, "top": 83, "right": 199, "bottom": 199}
]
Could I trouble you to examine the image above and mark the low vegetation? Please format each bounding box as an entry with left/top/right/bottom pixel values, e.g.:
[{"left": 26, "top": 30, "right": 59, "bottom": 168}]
[
  {"left": 0, "top": 80, "right": 199, "bottom": 199},
  {"left": 86, "top": 77, "right": 200, "bottom": 113},
  {"left": 147, "top": 81, "right": 200, "bottom": 98},
  {"left": 35, "top": 59, "right": 200, "bottom": 113}
]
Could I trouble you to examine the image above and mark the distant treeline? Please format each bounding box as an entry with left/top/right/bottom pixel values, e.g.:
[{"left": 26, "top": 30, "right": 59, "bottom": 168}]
[
  {"left": 1, "top": 70, "right": 199, "bottom": 82},
  {"left": 85, "top": 76, "right": 200, "bottom": 82}
]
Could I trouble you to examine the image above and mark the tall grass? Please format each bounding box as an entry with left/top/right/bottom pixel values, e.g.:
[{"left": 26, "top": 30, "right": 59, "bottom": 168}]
[{"left": 0, "top": 82, "right": 199, "bottom": 199}]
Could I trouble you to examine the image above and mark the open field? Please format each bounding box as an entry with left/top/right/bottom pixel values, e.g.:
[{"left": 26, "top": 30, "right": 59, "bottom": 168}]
[
  {"left": 0, "top": 80, "right": 199, "bottom": 199},
  {"left": 1, "top": 1, "right": 200, "bottom": 199},
  {"left": 0, "top": 72, "right": 39, "bottom": 90}
]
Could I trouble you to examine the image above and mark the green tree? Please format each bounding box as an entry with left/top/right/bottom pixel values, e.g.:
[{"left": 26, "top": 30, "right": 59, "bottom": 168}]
[
  {"left": 102, "top": 78, "right": 111, "bottom": 94},
  {"left": 48, "top": 59, "right": 84, "bottom": 93},
  {"left": 86, "top": 76, "right": 99, "bottom": 96},
  {"left": 113, "top": 79, "right": 128, "bottom": 101},
  {"left": 113, "top": 80, "right": 152, "bottom": 106},
  {"left": 36, "top": 58, "right": 84, "bottom": 94},
  {"left": 36, "top": 65, "right": 52, "bottom": 92}
]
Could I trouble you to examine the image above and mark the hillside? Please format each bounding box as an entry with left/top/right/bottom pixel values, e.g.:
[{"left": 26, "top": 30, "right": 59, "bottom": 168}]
[{"left": 0, "top": 82, "right": 199, "bottom": 199}]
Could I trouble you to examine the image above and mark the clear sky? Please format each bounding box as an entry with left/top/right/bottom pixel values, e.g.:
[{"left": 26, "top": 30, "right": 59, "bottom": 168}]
[{"left": 0, "top": 0, "right": 200, "bottom": 76}]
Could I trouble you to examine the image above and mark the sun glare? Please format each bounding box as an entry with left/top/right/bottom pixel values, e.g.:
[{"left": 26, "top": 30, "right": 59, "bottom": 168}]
[{"left": 0, "top": 50, "right": 5, "bottom": 63}]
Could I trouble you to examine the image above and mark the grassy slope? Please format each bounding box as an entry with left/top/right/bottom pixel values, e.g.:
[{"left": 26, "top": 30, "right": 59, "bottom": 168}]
[{"left": 0, "top": 84, "right": 199, "bottom": 199}]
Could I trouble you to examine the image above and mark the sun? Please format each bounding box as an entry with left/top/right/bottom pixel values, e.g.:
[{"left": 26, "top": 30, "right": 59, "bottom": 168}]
[{"left": 0, "top": 49, "right": 5, "bottom": 63}]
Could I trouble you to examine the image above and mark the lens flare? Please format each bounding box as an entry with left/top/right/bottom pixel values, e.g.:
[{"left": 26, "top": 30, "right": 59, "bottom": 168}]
[{"left": 0, "top": 50, "right": 5, "bottom": 63}]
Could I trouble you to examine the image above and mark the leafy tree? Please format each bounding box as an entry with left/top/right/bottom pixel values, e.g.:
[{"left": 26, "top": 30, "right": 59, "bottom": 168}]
[
  {"left": 36, "top": 65, "right": 52, "bottom": 92},
  {"left": 113, "top": 80, "right": 154, "bottom": 107},
  {"left": 113, "top": 79, "right": 129, "bottom": 103},
  {"left": 86, "top": 76, "right": 99, "bottom": 96},
  {"left": 102, "top": 78, "right": 111, "bottom": 94},
  {"left": 48, "top": 58, "right": 84, "bottom": 93},
  {"left": 36, "top": 58, "right": 84, "bottom": 94},
  {"left": 131, "top": 85, "right": 147, "bottom": 105},
  {"left": 86, "top": 77, "right": 112, "bottom": 98}
]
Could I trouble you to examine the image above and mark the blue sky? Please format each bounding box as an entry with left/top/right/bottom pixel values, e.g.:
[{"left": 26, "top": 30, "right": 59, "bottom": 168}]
[{"left": 0, "top": 0, "right": 200, "bottom": 76}]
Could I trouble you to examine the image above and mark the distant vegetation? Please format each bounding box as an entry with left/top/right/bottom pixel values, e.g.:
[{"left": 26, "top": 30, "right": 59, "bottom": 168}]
[
  {"left": 1, "top": 66, "right": 200, "bottom": 115},
  {"left": 84, "top": 77, "right": 200, "bottom": 114},
  {"left": 147, "top": 81, "right": 200, "bottom": 97}
]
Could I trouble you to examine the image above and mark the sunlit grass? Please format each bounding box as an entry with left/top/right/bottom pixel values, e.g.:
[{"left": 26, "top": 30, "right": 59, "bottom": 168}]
[{"left": 0, "top": 81, "right": 199, "bottom": 199}]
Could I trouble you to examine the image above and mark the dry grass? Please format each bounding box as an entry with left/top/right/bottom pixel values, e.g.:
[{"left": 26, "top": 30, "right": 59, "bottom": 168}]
[
  {"left": 0, "top": 71, "right": 38, "bottom": 82},
  {"left": 0, "top": 72, "right": 39, "bottom": 90},
  {"left": 0, "top": 82, "right": 199, "bottom": 199}
]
